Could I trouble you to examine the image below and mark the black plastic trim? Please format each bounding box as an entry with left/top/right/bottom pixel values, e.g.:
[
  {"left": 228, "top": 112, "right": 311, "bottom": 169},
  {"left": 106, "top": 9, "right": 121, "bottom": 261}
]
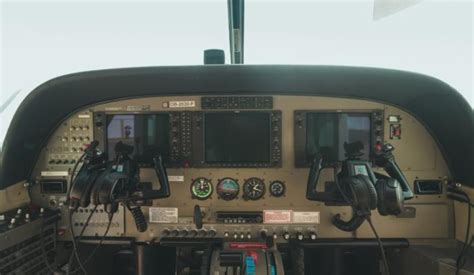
[{"left": 1, "top": 65, "right": 473, "bottom": 189}]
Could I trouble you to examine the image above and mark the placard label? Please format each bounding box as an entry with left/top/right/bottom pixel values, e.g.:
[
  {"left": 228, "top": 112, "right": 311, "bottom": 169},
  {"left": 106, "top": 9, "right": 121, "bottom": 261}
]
[
  {"left": 126, "top": 105, "right": 151, "bottom": 111},
  {"left": 149, "top": 207, "right": 178, "bottom": 223},
  {"left": 263, "top": 210, "right": 292, "bottom": 224},
  {"left": 41, "top": 171, "right": 69, "bottom": 177},
  {"left": 168, "top": 100, "right": 196, "bottom": 108},
  {"left": 168, "top": 175, "right": 184, "bottom": 182},
  {"left": 293, "top": 211, "right": 320, "bottom": 224}
]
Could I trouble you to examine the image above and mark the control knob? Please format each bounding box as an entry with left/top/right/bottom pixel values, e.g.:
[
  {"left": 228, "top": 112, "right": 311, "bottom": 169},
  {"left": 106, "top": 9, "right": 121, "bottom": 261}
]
[
  {"left": 198, "top": 229, "right": 207, "bottom": 237},
  {"left": 208, "top": 229, "right": 217, "bottom": 237},
  {"left": 180, "top": 229, "right": 189, "bottom": 237},
  {"left": 9, "top": 218, "right": 16, "bottom": 228},
  {"left": 296, "top": 232, "right": 304, "bottom": 241},
  {"left": 283, "top": 232, "right": 290, "bottom": 240},
  {"left": 189, "top": 229, "right": 198, "bottom": 237},
  {"left": 161, "top": 229, "right": 171, "bottom": 237},
  {"left": 170, "top": 229, "right": 179, "bottom": 237}
]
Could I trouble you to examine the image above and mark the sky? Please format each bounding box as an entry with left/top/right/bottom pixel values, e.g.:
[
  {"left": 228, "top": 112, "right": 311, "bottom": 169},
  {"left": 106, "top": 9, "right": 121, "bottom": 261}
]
[{"left": 1, "top": 0, "right": 473, "bottom": 142}]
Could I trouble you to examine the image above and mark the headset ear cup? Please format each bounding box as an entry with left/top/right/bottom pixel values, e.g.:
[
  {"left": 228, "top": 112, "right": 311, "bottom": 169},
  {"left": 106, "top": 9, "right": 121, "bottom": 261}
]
[
  {"left": 356, "top": 175, "right": 378, "bottom": 210},
  {"left": 376, "top": 179, "right": 388, "bottom": 215},
  {"left": 90, "top": 169, "right": 107, "bottom": 205},
  {"left": 390, "top": 179, "right": 404, "bottom": 215},
  {"left": 99, "top": 172, "right": 128, "bottom": 205},
  {"left": 376, "top": 178, "right": 404, "bottom": 216}
]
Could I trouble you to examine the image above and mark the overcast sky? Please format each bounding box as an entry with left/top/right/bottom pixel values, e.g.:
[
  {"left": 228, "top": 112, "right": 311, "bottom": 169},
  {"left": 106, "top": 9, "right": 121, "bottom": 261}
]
[{"left": 1, "top": 0, "right": 473, "bottom": 141}]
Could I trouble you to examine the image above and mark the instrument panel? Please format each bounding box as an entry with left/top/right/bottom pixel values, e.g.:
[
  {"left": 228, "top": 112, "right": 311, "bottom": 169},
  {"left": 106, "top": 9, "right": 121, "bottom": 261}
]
[{"left": 29, "top": 95, "right": 452, "bottom": 243}]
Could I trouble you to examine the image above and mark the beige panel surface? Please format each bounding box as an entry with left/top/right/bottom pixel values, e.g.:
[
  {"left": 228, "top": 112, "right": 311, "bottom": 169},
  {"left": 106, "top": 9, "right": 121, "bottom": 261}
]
[
  {"left": 0, "top": 181, "right": 30, "bottom": 212},
  {"left": 357, "top": 204, "right": 450, "bottom": 238},
  {"left": 455, "top": 186, "right": 474, "bottom": 245},
  {"left": 28, "top": 95, "right": 455, "bottom": 240}
]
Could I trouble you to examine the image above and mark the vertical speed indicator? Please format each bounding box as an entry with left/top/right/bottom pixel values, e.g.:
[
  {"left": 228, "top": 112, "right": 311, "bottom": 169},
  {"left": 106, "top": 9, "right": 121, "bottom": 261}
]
[{"left": 191, "top": 178, "right": 213, "bottom": 200}]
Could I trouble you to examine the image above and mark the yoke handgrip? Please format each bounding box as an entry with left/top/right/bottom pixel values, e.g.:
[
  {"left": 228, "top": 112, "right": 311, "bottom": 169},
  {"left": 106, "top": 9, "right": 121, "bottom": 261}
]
[
  {"left": 153, "top": 155, "right": 170, "bottom": 198},
  {"left": 134, "top": 155, "right": 171, "bottom": 200},
  {"left": 375, "top": 144, "right": 414, "bottom": 200},
  {"left": 306, "top": 154, "right": 323, "bottom": 201}
]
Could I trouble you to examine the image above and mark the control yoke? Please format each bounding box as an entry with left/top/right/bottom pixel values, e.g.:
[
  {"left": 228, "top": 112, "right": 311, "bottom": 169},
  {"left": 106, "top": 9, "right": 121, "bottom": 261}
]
[
  {"left": 68, "top": 141, "right": 171, "bottom": 232},
  {"left": 306, "top": 143, "right": 413, "bottom": 203}
]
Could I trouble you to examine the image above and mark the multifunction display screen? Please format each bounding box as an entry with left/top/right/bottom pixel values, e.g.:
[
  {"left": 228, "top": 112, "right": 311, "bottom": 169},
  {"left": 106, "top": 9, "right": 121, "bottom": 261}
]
[
  {"left": 305, "top": 113, "right": 371, "bottom": 162},
  {"left": 106, "top": 114, "right": 170, "bottom": 163},
  {"left": 204, "top": 112, "right": 271, "bottom": 164}
]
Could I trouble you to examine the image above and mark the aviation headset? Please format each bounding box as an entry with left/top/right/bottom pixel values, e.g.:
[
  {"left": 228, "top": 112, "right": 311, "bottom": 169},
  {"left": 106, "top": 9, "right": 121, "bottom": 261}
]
[
  {"left": 69, "top": 141, "right": 148, "bottom": 232},
  {"left": 332, "top": 171, "right": 404, "bottom": 232}
]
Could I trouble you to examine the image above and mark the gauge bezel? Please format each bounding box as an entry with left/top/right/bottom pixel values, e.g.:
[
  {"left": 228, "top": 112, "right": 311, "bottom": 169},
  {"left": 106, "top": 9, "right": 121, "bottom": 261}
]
[
  {"left": 269, "top": 180, "right": 286, "bottom": 197},
  {"left": 243, "top": 177, "right": 266, "bottom": 200},
  {"left": 216, "top": 177, "right": 240, "bottom": 201},
  {"left": 190, "top": 177, "right": 213, "bottom": 200}
]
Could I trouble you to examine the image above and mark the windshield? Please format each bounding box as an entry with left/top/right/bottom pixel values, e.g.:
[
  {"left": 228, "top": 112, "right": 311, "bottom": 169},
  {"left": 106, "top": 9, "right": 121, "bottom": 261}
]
[{"left": 1, "top": 0, "right": 473, "bottom": 147}]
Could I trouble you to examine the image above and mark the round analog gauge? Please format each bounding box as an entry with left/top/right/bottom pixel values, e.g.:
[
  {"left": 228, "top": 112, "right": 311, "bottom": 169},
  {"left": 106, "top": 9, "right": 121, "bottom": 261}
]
[
  {"left": 190, "top": 177, "right": 213, "bottom": 200},
  {"left": 243, "top": 178, "right": 266, "bottom": 200},
  {"left": 216, "top": 178, "right": 239, "bottom": 201},
  {"left": 269, "top": 181, "right": 285, "bottom": 197}
]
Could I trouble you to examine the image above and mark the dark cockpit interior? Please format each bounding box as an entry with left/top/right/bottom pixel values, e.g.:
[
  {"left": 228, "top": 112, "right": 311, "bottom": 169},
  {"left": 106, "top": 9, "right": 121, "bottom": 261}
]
[{"left": 0, "top": 2, "right": 473, "bottom": 275}]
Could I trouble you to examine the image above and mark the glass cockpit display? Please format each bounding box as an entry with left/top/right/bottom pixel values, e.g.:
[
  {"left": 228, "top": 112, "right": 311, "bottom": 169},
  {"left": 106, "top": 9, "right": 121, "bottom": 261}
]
[
  {"left": 106, "top": 114, "right": 170, "bottom": 164},
  {"left": 204, "top": 112, "right": 271, "bottom": 164},
  {"left": 305, "top": 113, "right": 372, "bottom": 162}
]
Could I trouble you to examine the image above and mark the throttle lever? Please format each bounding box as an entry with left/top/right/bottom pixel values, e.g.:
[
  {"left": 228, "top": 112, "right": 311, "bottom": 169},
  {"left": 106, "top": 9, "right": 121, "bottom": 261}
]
[{"left": 194, "top": 205, "right": 203, "bottom": 229}]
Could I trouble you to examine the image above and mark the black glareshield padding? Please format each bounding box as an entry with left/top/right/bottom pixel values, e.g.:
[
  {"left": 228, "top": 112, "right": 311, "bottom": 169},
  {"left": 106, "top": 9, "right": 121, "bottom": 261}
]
[
  {"left": 375, "top": 144, "right": 414, "bottom": 200},
  {"left": 376, "top": 178, "right": 404, "bottom": 216}
]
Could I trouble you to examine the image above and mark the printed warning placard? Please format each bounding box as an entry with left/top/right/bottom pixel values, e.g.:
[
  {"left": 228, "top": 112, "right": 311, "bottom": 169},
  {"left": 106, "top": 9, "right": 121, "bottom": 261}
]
[
  {"left": 263, "top": 210, "right": 292, "bottom": 224},
  {"left": 293, "top": 211, "right": 320, "bottom": 224},
  {"left": 149, "top": 207, "right": 178, "bottom": 223}
]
